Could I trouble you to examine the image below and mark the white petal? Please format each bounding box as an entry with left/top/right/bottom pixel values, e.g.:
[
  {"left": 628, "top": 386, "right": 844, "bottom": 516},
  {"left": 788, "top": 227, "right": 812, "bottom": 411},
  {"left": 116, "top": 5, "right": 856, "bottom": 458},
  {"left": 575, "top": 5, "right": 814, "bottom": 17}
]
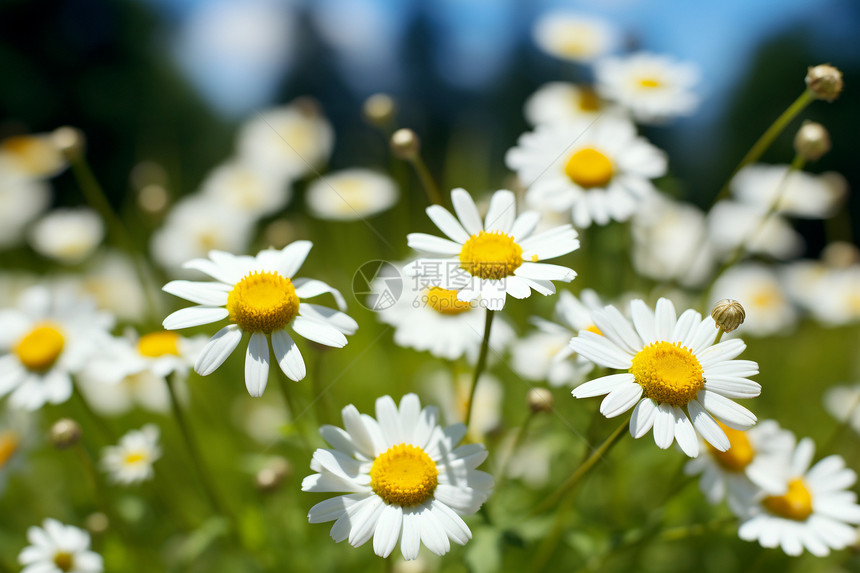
[
  {"left": 407, "top": 233, "right": 463, "bottom": 255},
  {"left": 697, "top": 390, "right": 756, "bottom": 430},
  {"left": 375, "top": 395, "right": 401, "bottom": 446},
  {"left": 293, "top": 278, "right": 347, "bottom": 311},
  {"left": 277, "top": 240, "right": 313, "bottom": 278},
  {"left": 299, "top": 304, "right": 358, "bottom": 335},
  {"left": 341, "top": 405, "right": 377, "bottom": 459},
  {"left": 400, "top": 510, "right": 421, "bottom": 560},
  {"left": 704, "top": 378, "right": 761, "bottom": 399},
  {"left": 572, "top": 373, "right": 635, "bottom": 398},
  {"left": 630, "top": 398, "right": 657, "bottom": 438},
  {"left": 418, "top": 508, "right": 451, "bottom": 556},
  {"left": 653, "top": 298, "right": 677, "bottom": 341},
  {"left": 688, "top": 399, "right": 729, "bottom": 451},
  {"left": 398, "top": 394, "right": 422, "bottom": 443},
  {"left": 163, "top": 306, "right": 228, "bottom": 330},
  {"left": 348, "top": 497, "right": 385, "bottom": 547},
  {"left": 672, "top": 406, "right": 699, "bottom": 457},
  {"left": 430, "top": 500, "right": 472, "bottom": 545},
  {"left": 600, "top": 384, "right": 642, "bottom": 418},
  {"left": 451, "top": 188, "right": 483, "bottom": 235},
  {"left": 510, "top": 211, "right": 540, "bottom": 241},
  {"left": 162, "top": 280, "right": 229, "bottom": 306},
  {"left": 426, "top": 204, "right": 470, "bottom": 243},
  {"left": 194, "top": 325, "right": 242, "bottom": 376},
  {"left": 630, "top": 299, "right": 656, "bottom": 345},
  {"left": 244, "top": 331, "right": 269, "bottom": 397},
  {"left": 514, "top": 262, "right": 576, "bottom": 282},
  {"left": 372, "top": 505, "right": 402, "bottom": 558},
  {"left": 292, "top": 316, "right": 348, "bottom": 348},
  {"left": 569, "top": 331, "right": 632, "bottom": 370},
  {"left": 483, "top": 189, "right": 516, "bottom": 233},
  {"left": 271, "top": 329, "right": 306, "bottom": 381},
  {"left": 671, "top": 309, "right": 702, "bottom": 346},
  {"left": 653, "top": 403, "right": 675, "bottom": 449}
]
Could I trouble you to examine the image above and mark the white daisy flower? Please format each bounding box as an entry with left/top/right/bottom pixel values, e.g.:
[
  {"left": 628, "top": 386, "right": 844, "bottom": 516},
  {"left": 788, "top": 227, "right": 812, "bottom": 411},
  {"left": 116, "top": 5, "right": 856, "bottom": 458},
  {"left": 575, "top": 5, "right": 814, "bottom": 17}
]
[
  {"left": 28, "top": 208, "right": 105, "bottom": 265},
  {"left": 785, "top": 263, "right": 860, "bottom": 327},
  {"left": 0, "top": 287, "right": 114, "bottom": 411},
  {"left": 0, "top": 409, "right": 34, "bottom": 495},
  {"left": 150, "top": 195, "right": 255, "bottom": 276},
  {"left": 532, "top": 11, "right": 618, "bottom": 64},
  {"left": 524, "top": 82, "right": 607, "bottom": 126},
  {"left": 570, "top": 297, "right": 761, "bottom": 458},
  {"left": 77, "top": 330, "right": 205, "bottom": 415},
  {"left": 0, "top": 170, "right": 50, "bottom": 248},
  {"left": 57, "top": 251, "right": 148, "bottom": 323},
  {"left": 506, "top": 116, "right": 667, "bottom": 228},
  {"left": 511, "top": 289, "right": 603, "bottom": 387},
  {"left": 822, "top": 384, "right": 860, "bottom": 435},
  {"left": 18, "top": 518, "right": 103, "bottom": 573},
  {"left": 595, "top": 52, "right": 701, "bottom": 124},
  {"left": 730, "top": 164, "right": 847, "bottom": 219},
  {"left": 237, "top": 102, "right": 334, "bottom": 182},
  {"left": 631, "top": 193, "right": 716, "bottom": 288},
  {"left": 707, "top": 200, "right": 804, "bottom": 261},
  {"left": 162, "top": 241, "right": 358, "bottom": 397},
  {"left": 101, "top": 424, "right": 161, "bottom": 484},
  {"left": 372, "top": 263, "right": 515, "bottom": 363},
  {"left": 422, "top": 369, "right": 503, "bottom": 444},
  {"left": 684, "top": 420, "right": 795, "bottom": 508},
  {"left": 710, "top": 263, "right": 797, "bottom": 337},
  {"left": 405, "top": 188, "right": 579, "bottom": 311},
  {"left": 302, "top": 394, "right": 493, "bottom": 560},
  {"left": 735, "top": 438, "right": 860, "bottom": 556},
  {"left": 306, "top": 168, "right": 399, "bottom": 221},
  {"left": 200, "top": 159, "right": 292, "bottom": 219},
  {"left": 0, "top": 133, "right": 67, "bottom": 179}
]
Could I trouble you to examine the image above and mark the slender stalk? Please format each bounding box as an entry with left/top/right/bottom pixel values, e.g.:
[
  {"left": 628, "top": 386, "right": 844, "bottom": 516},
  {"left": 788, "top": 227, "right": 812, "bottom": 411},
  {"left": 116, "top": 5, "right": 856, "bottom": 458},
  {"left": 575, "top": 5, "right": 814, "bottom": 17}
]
[
  {"left": 165, "top": 374, "right": 225, "bottom": 516},
  {"left": 464, "top": 309, "right": 495, "bottom": 429},
  {"left": 533, "top": 419, "right": 628, "bottom": 515},
  {"left": 276, "top": 371, "right": 312, "bottom": 453},
  {"left": 409, "top": 154, "right": 444, "bottom": 207},
  {"left": 713, "top": 326, "right": 727, "bottom": 345},
  {"left": 821, "top": 389, "right": 860, "bottom": 454},
  {"left": 710, "top": 89, "right": 815, "bottom": 207},
  {"left": 494, "top": 410, "right": 537, "bottom": 493}
]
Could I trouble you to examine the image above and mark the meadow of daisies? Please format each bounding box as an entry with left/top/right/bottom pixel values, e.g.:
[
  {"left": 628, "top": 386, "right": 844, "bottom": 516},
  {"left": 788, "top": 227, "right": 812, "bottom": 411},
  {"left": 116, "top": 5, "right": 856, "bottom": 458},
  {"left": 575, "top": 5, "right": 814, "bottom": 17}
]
[{"left": 1, "top": 7, "right": 860, "bottom": 573}]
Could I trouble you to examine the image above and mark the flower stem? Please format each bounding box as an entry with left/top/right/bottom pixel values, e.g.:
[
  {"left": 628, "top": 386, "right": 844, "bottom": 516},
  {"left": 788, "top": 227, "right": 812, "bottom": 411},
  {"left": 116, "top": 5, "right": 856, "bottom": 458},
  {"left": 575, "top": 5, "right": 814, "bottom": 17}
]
[
  {"left": 710, "top": 89, "right": 815, "bottom": 207},
  {"left": 464, "top": 309, "right": 495, "bottom": 430},
  {"left": 165, "top": 374, "right": 226, "bottom": 517},
  {"left": 276, "top": 370, "right": 313, "bottom": 453},
  {"left": 713, "top": 326, "right": 727, "bottom": 345},
  {"left": 409, "top": 153, "right": 445, "bottom": 207},
  {"left": 494, "top": 409, "right": 537, "bottom": 493}
]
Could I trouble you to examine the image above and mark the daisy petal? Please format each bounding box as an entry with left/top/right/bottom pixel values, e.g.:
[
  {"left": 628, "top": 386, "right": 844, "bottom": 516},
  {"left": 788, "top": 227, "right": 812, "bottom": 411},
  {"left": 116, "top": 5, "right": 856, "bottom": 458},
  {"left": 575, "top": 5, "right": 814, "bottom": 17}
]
[
  {"left": 162, "top": 280, "right": 229, "bottom": 306},
  {"left": 292, "top": 316, "right": 348, "bottom": 348},
  {"left": 271, "top": 329, "right": 306, "bottom": 381},
  {"left": 245, "top": 331, "right": 269, "bottom": 397},
  {"left": 653, "top": 403, "right": 675, "bottom": 449},
  {"left": 697, "top": 390, "right": 756, "bottom": 430},
  {"left": 194, "top": 325, "right": 242, "bottom": 376},
  {"left": 278, "top": 240, "right": 313, "bottom": 278},
  {"left": 510, "top": 210, "right": 540, "bottom": 241},
  {"left": 451, "top": 188, "right": 483, "bottom": 235},
  {"left": 372, "top": 504, "right": 402, "bottom": 558},
  {"left": 600, "top": 383, "right": 642, "bottom": 418},
  {"left": 688, "top": 399, "right": 729, "bottom": 451},
  {"left": 426, "top": 204, "right": 470, "bottom": 243},
  {"left": 299, "top": 304, "right": 358, "bottom": 335},
  {"left": 672, "top": 406, "right": 699, "bottom": 457},
  {"left": 514, "top": 262, "right": 576, "bottom": 282},
  {"left": 630, "top": 397, "right": 657, "bottom": 438},
  {"left": 572, "top": 373, "right": 635, "bottom": 398},
  {"left": 653, "top": 298, "right": 677, "bottom": 341},
  {"left": 407, "top": 233, "right": 463, "bottom": 255},
  {"left": 483, "top": 189, "right": 516, "bottom": 233},
  {"left": 163, "top": 306, "right": 228, "bottom": 330},
  {"left": 293, "top": 279, "right": 347, "bottom": 311}
]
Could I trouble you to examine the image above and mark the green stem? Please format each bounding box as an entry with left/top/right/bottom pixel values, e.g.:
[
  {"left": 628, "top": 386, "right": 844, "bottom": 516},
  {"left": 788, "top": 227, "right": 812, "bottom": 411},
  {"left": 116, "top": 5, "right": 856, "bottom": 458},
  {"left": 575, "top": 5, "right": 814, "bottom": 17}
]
[
  {"left": 277, "top": 370, "right": 313, "bottom": 453},
  {"left": 494, "top": 410, "right": 537, "bottom": 493},
  {"left": 710, "top": 89, "right": 815, "bottom": 207},
  {"left": 165, "top": 374, "right": 225, "bottom": 517},
  {"left": 464, "top": 310, "right": 495, "bottom": 429},
  {"left": 821, "top": 389, "right": 860, "bottom": 454},
  {"left": 409, "top": 154, "right": 444, "bottom": 207},
  {"left": 533, "top": 419, "right": 628, "bottom": 516},
  {"left": 713, "top": 326, "right": 727, "bottom": 345}
]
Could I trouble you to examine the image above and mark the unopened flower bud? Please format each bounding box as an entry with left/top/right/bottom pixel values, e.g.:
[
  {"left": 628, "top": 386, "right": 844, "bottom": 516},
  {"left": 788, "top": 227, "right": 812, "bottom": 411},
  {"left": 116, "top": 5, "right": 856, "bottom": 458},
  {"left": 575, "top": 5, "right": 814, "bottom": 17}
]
[
  {"left": 794, "top": 121, "right": 831, "bottom": 161},
  {"left": 527, "top": 387, "right": 554, "bottom": 413},
  {"left": 805, "top": 64, "right": 843, "bottom": 102},
  {"left": 711, "top": 299, "right": 745, "bottom": 333},
  {"left": 51, "top": 126, "right": 86, "bottom": 161},
  {"left": 50, "top": 418, "right": 82, "bottom": 449},
  {"left": 85, "top": 512, "right": 109, "bottom": 534},
  {"left": 255, "top": 456, "right": 292, "bottom": 492},
  {"left": 822, "top": 241, "right": 860, "bottom": 268},
  {"left": 363, "top": 93, "right": 396, "bottom": 127},
  {"left": 390, "top": 128, "right": 420, "bottom": 160}
]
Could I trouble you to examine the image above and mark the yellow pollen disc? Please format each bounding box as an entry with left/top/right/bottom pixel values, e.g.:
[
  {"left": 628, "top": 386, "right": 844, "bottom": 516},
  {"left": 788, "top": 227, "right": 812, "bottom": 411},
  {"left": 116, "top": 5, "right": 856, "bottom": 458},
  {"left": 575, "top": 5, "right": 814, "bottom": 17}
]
[
  {"left": 14, "top": 323, "right": 65, "bottom": 372},
  {"left": 0, "top": 431, "right": 20, "bottom": 468},
  {"left": 751, "top": 288, "right": 781, "bottom": 309},
  {"left": 585, "top": 324, "right": 603, "bottom": 336},
  {"left": 564, "top": 147, "right": 614, "bottom": 188},
  {"left": 459, "top": 231, "right": 523, "bottom": 280},
  {"left": 137, "top": 331, "right": 180, "bottom": 357},
  {"left": 370, "top": 443, "right": 439, "bottom": 507},
  {"left": 707, "top": 421, "right": 755, "bottom": 472},
  {"left": 426, "top": 287, "right": 472, "bottom": 315},
  {"left": 762, "top": 478, "right": 813, "bottom": 521},
  {"left": 53, "top": 551, "right": 74, "bottom": 572},
  {"left": 227, "top": 271, "right": 299, "bottom": 333},
  {"left": 630, "top": 341, "right": 704, "bottom": 407},
  {"left": 577, "top": 88, "right": 601, "bottom": 112},
  {"left": 638, "top": 78, "right": 662, "bottom": 89},
  {"left": 124, "top": 451, "right": 146, "bottom": 465}
]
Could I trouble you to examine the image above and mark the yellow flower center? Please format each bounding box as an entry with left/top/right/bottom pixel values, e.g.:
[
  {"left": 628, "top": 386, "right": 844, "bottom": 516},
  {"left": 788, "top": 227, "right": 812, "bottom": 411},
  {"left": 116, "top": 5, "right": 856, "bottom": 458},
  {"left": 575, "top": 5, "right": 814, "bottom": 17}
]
[
  {"left": 751, "top": 288, "right": 782, "bottom": 310},
  {"left": 577, "top": 88, "right": 601, "bottom": 112},
  {"left": 638, "top": 78, "right": 662, "bottom": 89},
  {"left": 426, "top": 287, "right": 473, "bottom": 315},
  {"left": 707, "top": 421, "right": 755, "bottom": 472},
  {"left": 0, "top": 136, "right": 60, "bottom": 176},
  {"left": 370, "top": 443, "right": 439, "bottom": 507},
  {"left": 124, "top": 451, "right": 147, "bottom": 465},
  {"left": 630, "top": 341, "right": 704, "bottom": 407},
  {"left": 226, "top": 271, "right": 299, "bottom": 333},
  {"left": 762, "top": 478, "right": 814, "bottom": 521},
  {"left": 0, "top": 431, "right": 20, "bottom": 468},
  {"left": 564, "top": 148, "right": 614, "bottom": 188},
  {"left": 459, "top": 231, "right": 523, "bottom": 280},
  {"left": 137, "top": 331, "right": 181, "bottom": 357},
  {"left": 53, "top": 551, "right": 74, "bottom": 572},
  {"left": 14, "top": 323, "right": 65, "bottom": 372}
]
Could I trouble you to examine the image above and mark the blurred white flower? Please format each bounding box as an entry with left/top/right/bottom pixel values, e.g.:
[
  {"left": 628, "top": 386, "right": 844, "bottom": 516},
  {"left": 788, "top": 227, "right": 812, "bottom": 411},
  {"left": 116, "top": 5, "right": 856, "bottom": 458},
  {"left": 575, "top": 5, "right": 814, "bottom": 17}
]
[
  {"left": 710, "top": 263, "right": 797, "bottom": 337},
  {"left": 101, "top": 424, "right": 161, "bottom": 484},
  {"left": 422, "top": 368, "right": 503, "bottom": 444},
  {"left": 507, "top": 116, "right": 666, "bottom": 228},
  {"left": 730, "top": 164, "right": 847, "bottom": 219},
  {"left": 237, "top": 102, "right": 334, "bottom": 182},
  {"left": 306, "top": 169, "right": 399, "bottom": 220},
  {"left": 822, "top": 384, "right": 860, "bottom": 434},
  {"left": 707, "top": 200, "right": 804, "bottom": 261},
  {"left": 201, "top": 160, "right": 292, "bottom": 219},
  {"left": 0, "top": 133, "right": 67, "bottom": 179},
  {"left": 532, "top": 11, "right": 618, "bottom": 63},
  {"left": 18, "top": 519, "right": 103, "bottom": 573},
  {"left": 0, "top": 171, "right": 51, "bottom": 248},
  {"left": 596, "top": 52, "right": 701, "bottom": 124},
  {"left": 524, "top": 82, "right": 609, "bottom": 127},
  {"left": 57, "top": 251, "right": 149, "bottom": 323},
  {"left": 28, "top": 208, "right": 105, "bottom": 264}
]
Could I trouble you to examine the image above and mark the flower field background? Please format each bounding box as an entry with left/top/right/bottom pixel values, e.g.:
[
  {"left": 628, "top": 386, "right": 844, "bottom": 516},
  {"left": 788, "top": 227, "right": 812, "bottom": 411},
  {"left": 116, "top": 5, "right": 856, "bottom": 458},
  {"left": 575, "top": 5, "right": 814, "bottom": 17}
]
[{"left": 1, "top": 1, "right": 860, "bottom": 572}]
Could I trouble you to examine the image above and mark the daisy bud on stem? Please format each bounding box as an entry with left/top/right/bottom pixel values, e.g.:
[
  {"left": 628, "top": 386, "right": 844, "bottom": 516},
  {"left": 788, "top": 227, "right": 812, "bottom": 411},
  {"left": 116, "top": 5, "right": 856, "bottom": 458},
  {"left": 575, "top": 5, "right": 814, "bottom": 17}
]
[
  {"left": 51, "top": 126, "right": 86, "bottom": 161},
  {"left": 527, "top": 388, "right": 554, "bottom": 414},
  {"left": 805, "top": 64, "right": 843, "bottom": 102},
  {"left": 363, "top": 93, "right": 396, "bottom": 128},
  {"left": 712, "top": 299, "right": 745, "bottom": 342},
  {"left": 390, "top": 129, "right": 444, "bottom": 206},
  {"left": 50, "top": 418, "right": 82, "bottom": 449},
  {"left": 794, "top": 121, "right": 831, "bottom": 161}
]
